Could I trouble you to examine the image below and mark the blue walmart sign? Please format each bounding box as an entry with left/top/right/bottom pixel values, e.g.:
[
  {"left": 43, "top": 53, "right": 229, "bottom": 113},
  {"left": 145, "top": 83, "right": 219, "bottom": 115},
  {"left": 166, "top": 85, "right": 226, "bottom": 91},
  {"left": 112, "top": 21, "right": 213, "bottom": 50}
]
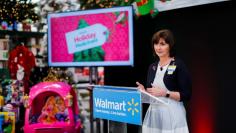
[{"left": 93, "top": 86, "right": 142, "bottom": 125}]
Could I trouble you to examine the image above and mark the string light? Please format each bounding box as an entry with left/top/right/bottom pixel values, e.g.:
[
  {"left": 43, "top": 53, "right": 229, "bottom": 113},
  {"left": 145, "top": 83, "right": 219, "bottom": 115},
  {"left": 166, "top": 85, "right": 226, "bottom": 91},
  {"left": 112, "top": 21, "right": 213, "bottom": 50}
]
[
  {"left": 80, "top": 0, "right": 135, "bottom": 10},
  {"left": 0, "top": 0, "right": 39, "bottom": 24}
]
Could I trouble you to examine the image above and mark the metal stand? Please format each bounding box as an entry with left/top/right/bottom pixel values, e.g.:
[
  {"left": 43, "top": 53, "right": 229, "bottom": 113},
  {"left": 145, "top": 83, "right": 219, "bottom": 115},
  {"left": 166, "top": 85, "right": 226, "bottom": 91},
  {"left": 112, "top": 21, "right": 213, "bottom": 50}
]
[
  {"left": 89, "top": 66, "right": 94, "bottom": 133},
  {"left": 108, "top": 120, "right": 110, "bottom": 133},
  {"left": 89, "top": 66, "right": 101, "bottom": 133}
]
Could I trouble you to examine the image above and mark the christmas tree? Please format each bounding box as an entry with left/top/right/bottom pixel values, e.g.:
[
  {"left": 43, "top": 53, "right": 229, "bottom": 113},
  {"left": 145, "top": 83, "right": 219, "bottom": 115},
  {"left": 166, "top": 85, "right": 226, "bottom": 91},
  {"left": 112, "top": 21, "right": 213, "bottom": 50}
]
[
  {"left": 0, "top": 0, "right": 39, "bottom": 24},
  {"left": 80, "top": 0, "right": 135, "bottom": 10}
]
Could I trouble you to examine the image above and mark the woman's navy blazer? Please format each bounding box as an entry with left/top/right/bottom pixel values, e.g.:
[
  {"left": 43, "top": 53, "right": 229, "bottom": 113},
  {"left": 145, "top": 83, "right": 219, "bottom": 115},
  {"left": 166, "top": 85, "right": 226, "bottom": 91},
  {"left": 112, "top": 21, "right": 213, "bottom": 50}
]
[{"left": 146, "top": 57, "right": 192, "bottom": 102}]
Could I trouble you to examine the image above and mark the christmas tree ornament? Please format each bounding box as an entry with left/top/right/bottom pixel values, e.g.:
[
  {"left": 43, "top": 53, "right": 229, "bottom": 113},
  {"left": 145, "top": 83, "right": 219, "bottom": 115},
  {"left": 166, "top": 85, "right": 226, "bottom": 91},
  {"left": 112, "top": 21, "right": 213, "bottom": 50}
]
[
  {"left": 17, "top": 22, "right": 23, "bottom": 31},
  {"left": 8, "top": 44, "right": 36, "bottom": 93},
  {"left": 1, "top": 21, "right": 8, "bottom": 30}
]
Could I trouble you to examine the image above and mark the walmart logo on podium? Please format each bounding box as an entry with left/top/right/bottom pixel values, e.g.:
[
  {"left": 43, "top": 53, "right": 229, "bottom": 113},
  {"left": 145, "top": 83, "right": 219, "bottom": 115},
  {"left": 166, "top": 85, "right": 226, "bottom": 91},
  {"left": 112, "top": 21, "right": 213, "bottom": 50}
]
[
  {"left": 93, "top": 86, "right": 142, "bottom": 125},
  {"left": 127, "top": 98, "right": 139, "bottom": 116}
]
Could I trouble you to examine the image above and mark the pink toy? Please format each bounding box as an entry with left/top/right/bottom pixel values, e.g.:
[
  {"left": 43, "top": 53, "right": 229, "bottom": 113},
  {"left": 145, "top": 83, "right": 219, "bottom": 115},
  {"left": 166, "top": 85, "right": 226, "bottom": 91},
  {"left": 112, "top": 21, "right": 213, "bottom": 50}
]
[{"left": 24, "top": 82, "right": 81, "bottom": 133}]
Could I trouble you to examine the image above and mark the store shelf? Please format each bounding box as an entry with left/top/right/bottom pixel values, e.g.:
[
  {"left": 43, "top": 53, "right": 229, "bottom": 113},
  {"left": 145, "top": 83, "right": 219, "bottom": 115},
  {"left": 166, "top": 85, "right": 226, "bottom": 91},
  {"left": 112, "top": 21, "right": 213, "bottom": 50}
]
[{"left": 0, "top": 30, "right": 46, "bottom": 38}]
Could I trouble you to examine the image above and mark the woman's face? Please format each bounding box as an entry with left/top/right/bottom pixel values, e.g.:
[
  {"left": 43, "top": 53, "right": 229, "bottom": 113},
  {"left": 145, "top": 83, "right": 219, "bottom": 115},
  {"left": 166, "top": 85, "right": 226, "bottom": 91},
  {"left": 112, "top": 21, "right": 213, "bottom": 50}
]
[{"left": 154, "top": 38, "right": 170, "bottom": 58}]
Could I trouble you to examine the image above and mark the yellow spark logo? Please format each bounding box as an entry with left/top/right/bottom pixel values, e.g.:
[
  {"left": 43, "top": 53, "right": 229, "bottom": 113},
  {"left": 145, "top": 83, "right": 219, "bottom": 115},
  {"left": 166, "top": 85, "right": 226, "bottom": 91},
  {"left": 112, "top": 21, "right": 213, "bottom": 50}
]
[{"left": 127, "top": 98, "right": 139, "bottom": 116}]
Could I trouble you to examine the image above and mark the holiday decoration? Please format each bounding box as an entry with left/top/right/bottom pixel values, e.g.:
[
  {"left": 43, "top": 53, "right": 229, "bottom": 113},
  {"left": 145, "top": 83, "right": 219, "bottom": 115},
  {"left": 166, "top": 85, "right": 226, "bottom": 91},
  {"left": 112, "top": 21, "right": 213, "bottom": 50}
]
[
  {"left": 37, "top": 0, "right": 81, "bottom": 53},
  {"left": 1, "top": 21, "right": 8, "bottom": 30},
  {"left": 16, "top": 22, "right": 23, "bottom": 31},
  {"left": 22, "top": 19, "right": 32, "bottom": 32},
  {"left": 42, "top": 68, "right": 59, "bottom": 82},
  {"left": 41, "top": 67, "right": 74, "bottom": 84},
  {"left": 133, "top": 0, "right": 159, "bottom": 17},
  {"left": 80, "top": 0, "right": 135, "bottom": 9},
  {"left": 80, "top": 0, "right": 172, "bottom": 17},
  {"left": 0, "top": 0, "right": 39, "bottom": 24},
  {"left": 8, "top": 45, "right": 35, "bottom": 80},
  {"left": 39, "top": 0, "right": 81, "bottom": 24},
  {"left": 8, "top": 44, "right": 36, "bottom": 93}
]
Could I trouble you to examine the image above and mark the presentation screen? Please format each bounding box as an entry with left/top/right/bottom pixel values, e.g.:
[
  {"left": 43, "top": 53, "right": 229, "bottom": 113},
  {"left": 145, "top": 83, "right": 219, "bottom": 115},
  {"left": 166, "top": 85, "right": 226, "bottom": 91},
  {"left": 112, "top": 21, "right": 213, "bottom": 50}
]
[{"left": 47, "top": 6, "right": 133, "bottom": 66}]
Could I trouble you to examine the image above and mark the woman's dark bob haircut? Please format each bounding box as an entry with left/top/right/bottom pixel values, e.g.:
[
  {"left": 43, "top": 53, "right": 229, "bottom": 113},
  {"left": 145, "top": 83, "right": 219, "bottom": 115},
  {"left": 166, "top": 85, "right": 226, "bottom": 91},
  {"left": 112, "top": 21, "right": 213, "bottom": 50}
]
[{"left": 151, "top": 29, "right": 175, "bottom": 58}]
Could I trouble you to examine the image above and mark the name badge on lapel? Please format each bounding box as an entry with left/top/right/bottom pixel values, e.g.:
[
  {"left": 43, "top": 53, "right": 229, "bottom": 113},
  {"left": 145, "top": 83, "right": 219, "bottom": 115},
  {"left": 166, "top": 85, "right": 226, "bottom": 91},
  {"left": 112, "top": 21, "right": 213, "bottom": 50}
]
[{"left": 167, "top": 65, "right": 176, "bottom": 75}]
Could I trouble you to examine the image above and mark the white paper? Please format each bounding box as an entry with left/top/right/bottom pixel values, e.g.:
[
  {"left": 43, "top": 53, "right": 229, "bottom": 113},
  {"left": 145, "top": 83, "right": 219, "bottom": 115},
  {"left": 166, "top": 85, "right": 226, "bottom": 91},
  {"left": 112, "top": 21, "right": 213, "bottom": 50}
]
[{"left": 140, "top": 90, "right": 167, "bottom": 105}]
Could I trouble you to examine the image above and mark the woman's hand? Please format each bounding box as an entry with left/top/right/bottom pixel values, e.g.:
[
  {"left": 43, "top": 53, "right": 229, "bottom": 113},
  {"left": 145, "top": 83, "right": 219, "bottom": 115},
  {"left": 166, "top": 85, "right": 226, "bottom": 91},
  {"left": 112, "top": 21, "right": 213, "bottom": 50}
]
[
  {"left": 136, "top": 81, "right": 145, "bottom": 91},
  {"left": 147, "top": 86, "right": 167, "bottom": 97}
]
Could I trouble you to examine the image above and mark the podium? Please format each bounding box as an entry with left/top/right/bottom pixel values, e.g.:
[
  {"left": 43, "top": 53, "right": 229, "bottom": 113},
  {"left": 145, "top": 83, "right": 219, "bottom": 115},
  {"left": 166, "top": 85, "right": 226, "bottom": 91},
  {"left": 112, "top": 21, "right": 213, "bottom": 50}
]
[{"left": 91, "top": 85, "right": 167, "bottom": 133}]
